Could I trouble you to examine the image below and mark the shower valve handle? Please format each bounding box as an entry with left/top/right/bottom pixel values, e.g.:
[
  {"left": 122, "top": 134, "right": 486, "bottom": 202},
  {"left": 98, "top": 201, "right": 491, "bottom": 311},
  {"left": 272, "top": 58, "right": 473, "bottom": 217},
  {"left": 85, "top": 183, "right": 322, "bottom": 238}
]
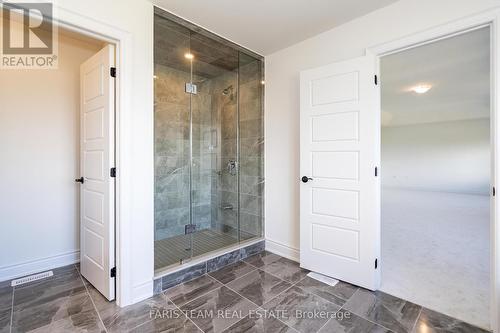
[{"left": 301, "top": 176, "right": 313, "bottom": 183}]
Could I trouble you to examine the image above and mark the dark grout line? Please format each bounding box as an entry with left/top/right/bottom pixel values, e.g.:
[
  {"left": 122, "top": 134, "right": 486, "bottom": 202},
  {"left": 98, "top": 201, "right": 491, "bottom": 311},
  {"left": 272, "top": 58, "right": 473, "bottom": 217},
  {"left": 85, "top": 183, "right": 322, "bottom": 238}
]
[
  {"left": 9, "top": 285, "right": 14, "bottom": 333},
  {"left": 76, "top": 264, "right": 108, "bottom": 333},
  {"left": 410, "top": 307, "right": 423, "bottom": 333},
  {"left": 163, "top": 293, "right": 206, "bottom": 333}
]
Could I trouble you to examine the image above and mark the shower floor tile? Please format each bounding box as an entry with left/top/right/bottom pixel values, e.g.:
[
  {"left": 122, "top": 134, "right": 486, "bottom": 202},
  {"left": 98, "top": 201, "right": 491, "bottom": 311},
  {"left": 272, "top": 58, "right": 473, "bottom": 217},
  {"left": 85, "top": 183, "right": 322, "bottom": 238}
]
[{"left": 155, "top": 228, "right": 256, "bottom": 270}]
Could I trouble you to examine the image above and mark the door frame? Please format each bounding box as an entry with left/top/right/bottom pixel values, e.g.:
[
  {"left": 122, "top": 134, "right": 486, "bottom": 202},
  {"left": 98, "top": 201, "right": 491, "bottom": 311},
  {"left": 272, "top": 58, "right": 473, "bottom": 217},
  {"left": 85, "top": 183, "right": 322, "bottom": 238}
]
[
  {"left": 367, "top": 8, "right": 500, "bottom": 332},
  {"left": 46, "top": 6, "right": 134, "bottom": 306}
]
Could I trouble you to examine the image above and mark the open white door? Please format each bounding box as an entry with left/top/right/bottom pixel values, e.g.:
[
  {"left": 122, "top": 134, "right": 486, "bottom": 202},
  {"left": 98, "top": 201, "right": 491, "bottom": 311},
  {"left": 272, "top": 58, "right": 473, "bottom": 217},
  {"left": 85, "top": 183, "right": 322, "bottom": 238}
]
[
  {"left": 79, "top": 44, "right": 116, "bottom": 300},
  {"left": 299, "top": 55, "right": 380, "bottom": 290}
]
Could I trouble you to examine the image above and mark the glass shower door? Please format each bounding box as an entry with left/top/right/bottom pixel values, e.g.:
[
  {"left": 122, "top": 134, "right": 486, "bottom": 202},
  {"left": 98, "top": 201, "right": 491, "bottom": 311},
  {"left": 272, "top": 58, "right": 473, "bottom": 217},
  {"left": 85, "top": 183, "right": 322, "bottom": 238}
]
[
  {"left": 154, "top": 10, "right": 264, "bottom": 272},
  {"left": 154, "top": 16, "right": 193, "bottom": 269},
  {"left": 190, "top": 32, "right": 240, "bottom": 257}
]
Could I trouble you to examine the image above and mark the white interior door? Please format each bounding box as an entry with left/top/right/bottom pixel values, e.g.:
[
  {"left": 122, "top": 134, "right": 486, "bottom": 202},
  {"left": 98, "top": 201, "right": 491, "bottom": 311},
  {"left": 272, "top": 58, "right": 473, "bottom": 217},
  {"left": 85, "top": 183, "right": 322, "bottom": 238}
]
[
  {"left": 79, "top": 44, "right": 116, "bottom": 300},
  {"left": 299, "top": 55, "right": 380, "bottom": 290}
]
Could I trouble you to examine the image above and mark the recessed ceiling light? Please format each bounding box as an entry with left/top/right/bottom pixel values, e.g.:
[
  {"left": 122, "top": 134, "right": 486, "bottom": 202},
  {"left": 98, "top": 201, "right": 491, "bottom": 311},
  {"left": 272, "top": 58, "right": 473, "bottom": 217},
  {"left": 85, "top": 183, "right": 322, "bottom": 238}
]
[
  {"left": 411, "top": 84, "right": 432, "bottom": 94},
  {"left": 184, "top": 53, "right": 194, "bottom": 60},
  {"left": 260, "top": 80, "right": 265, "bottom": 85}
]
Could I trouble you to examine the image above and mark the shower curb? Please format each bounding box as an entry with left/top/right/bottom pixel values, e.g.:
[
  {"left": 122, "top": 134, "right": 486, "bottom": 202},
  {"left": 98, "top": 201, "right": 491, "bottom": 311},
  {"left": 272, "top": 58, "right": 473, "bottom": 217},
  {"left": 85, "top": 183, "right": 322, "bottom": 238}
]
[{"left": 153, "top": 240, "right": 264, "bottom": 294}]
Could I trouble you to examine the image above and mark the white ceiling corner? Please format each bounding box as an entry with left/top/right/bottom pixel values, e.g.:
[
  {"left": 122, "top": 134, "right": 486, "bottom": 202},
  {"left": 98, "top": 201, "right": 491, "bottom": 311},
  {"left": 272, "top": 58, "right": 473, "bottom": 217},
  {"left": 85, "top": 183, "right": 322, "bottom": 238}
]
[{"left": 150, "top": 0, "right": 398, "bottom": 55}]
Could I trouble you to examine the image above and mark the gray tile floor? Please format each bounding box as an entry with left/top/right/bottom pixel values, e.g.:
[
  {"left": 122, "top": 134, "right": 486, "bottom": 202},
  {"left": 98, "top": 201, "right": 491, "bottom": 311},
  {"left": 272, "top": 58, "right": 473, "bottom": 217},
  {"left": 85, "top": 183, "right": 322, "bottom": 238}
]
[{"left": 0, "top": 252, "right": 490, "bottom": 333}]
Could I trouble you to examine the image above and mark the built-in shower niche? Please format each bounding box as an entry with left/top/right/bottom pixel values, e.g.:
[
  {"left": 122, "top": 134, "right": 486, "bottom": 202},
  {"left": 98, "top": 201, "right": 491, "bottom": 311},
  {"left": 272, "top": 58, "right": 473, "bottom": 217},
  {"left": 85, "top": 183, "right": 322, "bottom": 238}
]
[{"left": 154, "top": 9, "right": 264, "bottom": 272}]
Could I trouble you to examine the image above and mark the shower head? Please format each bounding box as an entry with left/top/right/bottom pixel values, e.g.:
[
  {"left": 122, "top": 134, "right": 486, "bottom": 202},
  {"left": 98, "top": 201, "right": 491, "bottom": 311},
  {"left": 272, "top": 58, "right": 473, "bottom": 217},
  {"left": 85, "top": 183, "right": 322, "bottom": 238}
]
[{"left": 222, "top": 85, "right": 233, "bottom": 96}]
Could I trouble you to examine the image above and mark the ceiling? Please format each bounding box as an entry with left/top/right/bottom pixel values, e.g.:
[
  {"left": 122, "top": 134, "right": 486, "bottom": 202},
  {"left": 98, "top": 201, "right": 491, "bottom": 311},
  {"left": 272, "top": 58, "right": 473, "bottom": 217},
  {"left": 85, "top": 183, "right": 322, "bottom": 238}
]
[
  {"left": 151, "top": 0, "right": 398, "bottom": 55},
  {"left": 381, "top": 27, "right": 490, "bottom": 127}
]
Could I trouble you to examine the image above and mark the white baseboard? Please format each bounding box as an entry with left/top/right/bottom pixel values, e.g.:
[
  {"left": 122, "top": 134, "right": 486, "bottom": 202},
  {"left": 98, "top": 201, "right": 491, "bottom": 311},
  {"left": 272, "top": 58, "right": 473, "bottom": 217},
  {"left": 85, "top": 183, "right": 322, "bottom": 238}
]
[
  {"left": 0, "top": 250, "right": 80, "bottom": 282},
  {"left": 265, "top": 239, "right": 300, "bottom": 262},
  {"left": 132, "top": 280, "right": 153, "bottom": 304}
]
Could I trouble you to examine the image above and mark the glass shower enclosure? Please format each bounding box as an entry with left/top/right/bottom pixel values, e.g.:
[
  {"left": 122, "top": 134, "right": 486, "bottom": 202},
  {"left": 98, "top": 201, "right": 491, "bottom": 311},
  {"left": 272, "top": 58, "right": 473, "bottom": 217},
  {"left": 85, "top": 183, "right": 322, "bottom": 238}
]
[{"left": 154, "top": 9, "right": 264, "bottom": 272}]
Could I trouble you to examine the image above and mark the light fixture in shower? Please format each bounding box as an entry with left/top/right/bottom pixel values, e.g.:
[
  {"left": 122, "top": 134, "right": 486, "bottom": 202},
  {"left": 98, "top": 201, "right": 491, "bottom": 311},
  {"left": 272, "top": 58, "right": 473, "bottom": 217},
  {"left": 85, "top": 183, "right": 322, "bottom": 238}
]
[{"left": 184, "top": 53, "right": 194, "bottom": 60}]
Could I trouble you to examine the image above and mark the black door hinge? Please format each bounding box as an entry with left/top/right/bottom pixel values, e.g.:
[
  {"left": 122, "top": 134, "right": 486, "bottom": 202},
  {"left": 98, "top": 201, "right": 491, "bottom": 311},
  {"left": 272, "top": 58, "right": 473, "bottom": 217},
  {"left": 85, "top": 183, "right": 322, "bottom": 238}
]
[
  {"left": 493, "top": 187, "right": 496, "bottom": 196},
  {"left": 110, "top": 67, "right": 116, "bottom": 78},
  {"left": 110, "top": 167, "right": 116, "bottom": 178},
  {"left": 375, "top": 167, "right": 378, "bottom": 177},
  {"left": 375, "top": 259, "right": 378, "bottom": 269},
  {"left": 374, "top": 75, "right": 378, "bottom": 85},
  {"left": 110, "top": 267, "right": 116, "bottom": 278}
]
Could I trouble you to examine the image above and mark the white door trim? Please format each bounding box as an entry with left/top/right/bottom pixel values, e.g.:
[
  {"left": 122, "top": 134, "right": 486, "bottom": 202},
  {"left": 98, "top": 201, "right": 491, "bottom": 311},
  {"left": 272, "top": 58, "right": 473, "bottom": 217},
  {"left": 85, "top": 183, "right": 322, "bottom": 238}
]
[
  {"left": 47, "top": 7, "right": 135, "bottom": 307},
  {"left": 367, "top": 7, "right": 500, "bottom": 332}
]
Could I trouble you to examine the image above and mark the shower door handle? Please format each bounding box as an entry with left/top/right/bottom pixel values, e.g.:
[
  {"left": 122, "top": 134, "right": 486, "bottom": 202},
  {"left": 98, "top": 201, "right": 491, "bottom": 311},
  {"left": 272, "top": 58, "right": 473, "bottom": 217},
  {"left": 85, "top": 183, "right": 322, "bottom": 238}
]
[{"left": 301, "top": 176, "right": 313, "bottom": 183}]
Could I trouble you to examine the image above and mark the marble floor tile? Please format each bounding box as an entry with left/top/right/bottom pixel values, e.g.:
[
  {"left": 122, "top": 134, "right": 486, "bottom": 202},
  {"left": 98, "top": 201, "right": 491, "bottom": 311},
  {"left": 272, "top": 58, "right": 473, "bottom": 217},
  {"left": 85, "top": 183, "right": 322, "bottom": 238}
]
[
  {"left": 261, "top": 258, "right": 309, "bottom": 284},
  {"left": 0, "top": 281, "right": 13, "bottom": 311},
  {"left": 13, "top": 268, "right": 85, "bottom": 311},
  {"left": 242, "top": 251, "right": 281, "bottom": 268},
  {"left": 129, "top": 313, "right": 202, "bottom": 333},
  {"left": 86, "top": 282, "right": 173, "bottom": 333},
  {"left": 208, "top": 261, "right": 256, "bottom": 284},
  {"left": 164, "top": 275, "right": 223, "bottom": 307},
  {"left": 343, "top": 289, "right": 421, "bottom": 333},
  {"left": 413, "top": 307, "right": 489, "bottom": 333},
  {"left": 227, "top": 269, "right": 291, "bottom": 306},
  {"left": 11, "top": 289, "right": 98, "bottom": 333},
  {"left": 181, "top": 286, "right": 257, "bottom": 333},
  {"left": 20, "top": 308, "right": 106, "bottom": 333},
  {"left": 263, "top": 285, "right": 340, "bottom": 333},
  {"left": 222, "top": 315, "right": 295, "bottom": 333},
  {"left": 319, "top": 309, "right": 390, "bottom": 333},
  {"left": 295, "top": 276, "right": 358, "bottom": 307},
  {"left": 0, "top": 308, "right": 11, "bottom": 333}
]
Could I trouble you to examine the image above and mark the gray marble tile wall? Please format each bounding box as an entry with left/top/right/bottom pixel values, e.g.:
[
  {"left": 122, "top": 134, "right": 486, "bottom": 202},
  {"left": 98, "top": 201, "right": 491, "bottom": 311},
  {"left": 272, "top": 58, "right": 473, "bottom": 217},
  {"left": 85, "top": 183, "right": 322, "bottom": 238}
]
[
  {"left": 154, "top": 64, "right": 213, "bottom": 241},
  {"left": 238, "top": 59, "right": 264, "bottom": 238},
  {"left": 155, "top": 39, "right": 263, "bottom": 257},
  {"left": 209, "top": 71, "right": 240, "bottom": 235}
]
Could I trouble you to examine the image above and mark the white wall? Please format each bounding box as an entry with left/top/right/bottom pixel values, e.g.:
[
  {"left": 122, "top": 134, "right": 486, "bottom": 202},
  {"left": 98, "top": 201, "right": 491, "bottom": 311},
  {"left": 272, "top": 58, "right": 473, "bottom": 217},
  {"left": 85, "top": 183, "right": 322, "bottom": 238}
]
[
  {"left": 265, "top": 0, "right": 500, "bottom": 256},
  {"left": 382, "top": 119, "right": 490, "bottom": 195},
  {"left": 55, "top": 0, "right": 154, "bottom": 306},
  {"left": 0, "top": 0, "right": 154, "bottom": 305},
  {"left": 0, "top": 33, "right": 101, "bottom": 280}
]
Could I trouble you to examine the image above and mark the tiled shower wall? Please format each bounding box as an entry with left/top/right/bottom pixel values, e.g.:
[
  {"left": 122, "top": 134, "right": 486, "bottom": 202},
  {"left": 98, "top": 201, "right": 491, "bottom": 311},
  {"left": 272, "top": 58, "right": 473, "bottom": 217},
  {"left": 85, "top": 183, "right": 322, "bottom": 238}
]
[
  {"left": 154, "top": 65, "right": 213, "bottom": 240},
  {"left": 238, "top": 59, "right": 264, "bottom": 238},
  {"left": 154, "top": 59, "right": 263, "bottom": 241}
]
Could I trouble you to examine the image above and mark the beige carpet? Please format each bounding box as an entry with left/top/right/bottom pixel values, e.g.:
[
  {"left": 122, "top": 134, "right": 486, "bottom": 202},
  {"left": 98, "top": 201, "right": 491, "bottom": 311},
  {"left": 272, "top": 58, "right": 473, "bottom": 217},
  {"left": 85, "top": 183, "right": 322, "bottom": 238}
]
[{"left": 381, "top": 188, "right": 490, "bottom": 329}]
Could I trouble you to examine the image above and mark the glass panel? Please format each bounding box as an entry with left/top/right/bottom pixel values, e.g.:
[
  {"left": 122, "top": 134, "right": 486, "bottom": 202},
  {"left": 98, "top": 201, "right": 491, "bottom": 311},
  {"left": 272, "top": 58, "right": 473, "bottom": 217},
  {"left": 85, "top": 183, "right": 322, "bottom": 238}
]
[
  {"left": 154, "top": 15, "right": 193, "bottom": 270},
  {"left": 154, "top": 10, "right": 265, "bottom": 272},
  {"left": 191, "top": 32, "right": 240, "bottom": 257},
  {"left": 238, "top": 53, "right": 264, "bottom": 241}
]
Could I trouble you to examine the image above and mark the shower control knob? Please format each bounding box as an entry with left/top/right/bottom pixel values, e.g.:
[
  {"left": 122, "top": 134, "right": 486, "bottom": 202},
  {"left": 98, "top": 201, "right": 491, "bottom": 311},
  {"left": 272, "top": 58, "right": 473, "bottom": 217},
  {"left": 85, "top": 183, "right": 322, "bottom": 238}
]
[{"left": 301, "top": 176, "right": 313, "bottom": 183}]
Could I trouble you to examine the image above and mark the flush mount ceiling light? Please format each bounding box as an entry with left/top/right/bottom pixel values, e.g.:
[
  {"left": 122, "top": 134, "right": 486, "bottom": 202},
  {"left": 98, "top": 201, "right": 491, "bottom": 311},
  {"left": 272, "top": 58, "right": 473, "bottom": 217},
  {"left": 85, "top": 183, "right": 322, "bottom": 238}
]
[
  {"left": 184, "top": 53, "right": 194, "bottom": 60},
  {"left": 410, "top": 84, "right": 432, "bottom": 94}
]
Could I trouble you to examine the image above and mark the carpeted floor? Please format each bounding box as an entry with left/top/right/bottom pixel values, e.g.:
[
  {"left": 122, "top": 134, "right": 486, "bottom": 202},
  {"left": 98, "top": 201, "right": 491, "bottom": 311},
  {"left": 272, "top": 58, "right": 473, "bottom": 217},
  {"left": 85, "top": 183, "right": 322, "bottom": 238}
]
[{"left": 381, "top": 188, "right": 490, "bottom": 329}]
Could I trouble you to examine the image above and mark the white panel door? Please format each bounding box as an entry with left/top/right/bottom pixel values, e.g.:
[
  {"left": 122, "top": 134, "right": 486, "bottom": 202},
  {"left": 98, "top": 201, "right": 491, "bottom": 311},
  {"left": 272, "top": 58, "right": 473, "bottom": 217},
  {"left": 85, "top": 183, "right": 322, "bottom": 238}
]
[
  {"left": 300, "top": 55, "right": 380, "bottom": 290},
  {"left": 79, "top": 45, "right": 115, "bottom": 300}
]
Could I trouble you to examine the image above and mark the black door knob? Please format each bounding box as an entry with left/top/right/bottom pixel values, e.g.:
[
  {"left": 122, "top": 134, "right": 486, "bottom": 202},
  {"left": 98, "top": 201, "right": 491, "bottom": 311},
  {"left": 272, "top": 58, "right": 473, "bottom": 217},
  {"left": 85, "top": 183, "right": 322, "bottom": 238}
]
[
  {"left": 301, "top": 176, "right": 313, "bottom": 183},
  {"left": 75, "top": 177, "right": 84, "bottom": 184}
]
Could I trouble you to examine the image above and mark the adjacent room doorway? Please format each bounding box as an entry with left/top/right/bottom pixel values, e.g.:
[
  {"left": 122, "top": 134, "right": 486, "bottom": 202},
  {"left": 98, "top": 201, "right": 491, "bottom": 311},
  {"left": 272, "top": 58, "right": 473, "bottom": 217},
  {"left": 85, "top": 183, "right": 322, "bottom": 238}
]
[{"left": 379, "top": 26, "right": 491, "bottom": 329}]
